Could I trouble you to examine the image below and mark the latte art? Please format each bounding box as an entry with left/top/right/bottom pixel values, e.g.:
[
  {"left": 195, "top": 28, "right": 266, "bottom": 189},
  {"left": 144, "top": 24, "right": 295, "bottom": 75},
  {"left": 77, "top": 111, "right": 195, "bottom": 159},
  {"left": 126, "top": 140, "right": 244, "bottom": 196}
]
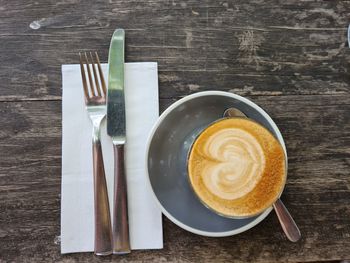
[
  {"left": 188, "top": 118, "right": 286, "bottom": 217},
  {"left": 201, "top": 128, "right": 266, "bottom": 200}
]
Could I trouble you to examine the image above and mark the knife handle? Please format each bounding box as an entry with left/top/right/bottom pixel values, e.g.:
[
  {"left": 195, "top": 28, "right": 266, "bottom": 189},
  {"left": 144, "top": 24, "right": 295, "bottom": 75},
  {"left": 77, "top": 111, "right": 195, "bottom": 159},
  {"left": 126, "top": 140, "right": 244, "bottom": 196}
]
[
  {"left": 92, "top": 136, "right": 113, "bottom": 255},
  {"left": 112, "top": 144, "right": 131, "bottom": 254}
]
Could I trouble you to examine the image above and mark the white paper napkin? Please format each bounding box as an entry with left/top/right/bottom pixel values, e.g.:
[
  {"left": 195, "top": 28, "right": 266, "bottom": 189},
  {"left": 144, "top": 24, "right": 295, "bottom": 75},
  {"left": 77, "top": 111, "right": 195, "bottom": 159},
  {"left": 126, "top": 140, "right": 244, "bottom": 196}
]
[{"left": 61, "top": 62, "right": 163, "bottom": 254}]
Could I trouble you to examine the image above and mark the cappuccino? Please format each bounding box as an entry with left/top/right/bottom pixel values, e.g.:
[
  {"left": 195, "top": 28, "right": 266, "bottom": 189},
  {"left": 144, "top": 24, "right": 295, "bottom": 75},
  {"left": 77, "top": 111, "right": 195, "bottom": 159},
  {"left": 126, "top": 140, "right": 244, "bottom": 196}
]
[{"left": 188, "top": 118, "right": 286, "bottom": 217}]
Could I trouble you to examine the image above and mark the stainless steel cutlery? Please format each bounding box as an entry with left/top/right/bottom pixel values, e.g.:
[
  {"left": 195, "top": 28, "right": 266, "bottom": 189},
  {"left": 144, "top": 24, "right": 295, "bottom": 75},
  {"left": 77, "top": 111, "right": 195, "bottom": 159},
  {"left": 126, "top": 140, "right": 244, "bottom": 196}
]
[
  {"left": 79, "top": 29, "right": 130, "bottom": 256},
  {"left": 107, "top": 29, "right": 131, "bottom": 254},
  {"left": 79, "top": 52, "right": 113, "bottom": 256}
]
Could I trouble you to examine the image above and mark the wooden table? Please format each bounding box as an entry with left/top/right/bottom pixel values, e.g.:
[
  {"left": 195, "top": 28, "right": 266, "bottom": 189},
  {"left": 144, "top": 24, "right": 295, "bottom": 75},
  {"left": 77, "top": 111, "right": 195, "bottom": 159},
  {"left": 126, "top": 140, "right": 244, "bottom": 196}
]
[{"left": 0, "top": 0, "right": 349, "bottom": 262}]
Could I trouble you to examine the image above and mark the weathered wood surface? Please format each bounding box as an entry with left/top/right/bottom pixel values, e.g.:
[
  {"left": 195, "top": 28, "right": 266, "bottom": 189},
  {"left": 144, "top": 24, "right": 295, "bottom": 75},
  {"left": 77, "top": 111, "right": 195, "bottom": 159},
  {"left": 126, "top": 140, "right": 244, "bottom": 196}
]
[
  {"left": 0, "top": 0, "right": 349, "bottom": 101},
  {"left": 0, "top": 0, "right": 349, "bottom": 262}
]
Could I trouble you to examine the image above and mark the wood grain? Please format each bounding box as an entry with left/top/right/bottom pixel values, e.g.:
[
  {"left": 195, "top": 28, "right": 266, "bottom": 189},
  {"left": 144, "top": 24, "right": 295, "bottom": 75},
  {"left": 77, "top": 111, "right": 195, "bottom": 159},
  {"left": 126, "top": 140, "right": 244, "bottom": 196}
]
[
  {"left": 0, "top": 0, "right": 349, "bottom": 101},
  {"left": 0, "top": 0, "right": 349, "bottom": 262}
]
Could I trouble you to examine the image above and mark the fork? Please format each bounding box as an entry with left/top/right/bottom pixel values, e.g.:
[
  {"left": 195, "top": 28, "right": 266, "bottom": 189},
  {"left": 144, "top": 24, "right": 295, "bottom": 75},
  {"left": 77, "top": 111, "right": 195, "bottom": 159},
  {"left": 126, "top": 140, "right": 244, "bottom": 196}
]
[{"left": 79, "top": 52, "right": 112, "bottom": 256}]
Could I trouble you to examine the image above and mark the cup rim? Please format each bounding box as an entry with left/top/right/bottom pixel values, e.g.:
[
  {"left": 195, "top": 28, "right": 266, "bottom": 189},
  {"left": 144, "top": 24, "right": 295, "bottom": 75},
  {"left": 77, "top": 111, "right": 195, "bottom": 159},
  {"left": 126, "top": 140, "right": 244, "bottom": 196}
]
[
  {"left": 187, "top": 116, "right": 288, "bottom": 219},
  {"left": 145, "top": 90, "right": 287, "bottom": 237}
]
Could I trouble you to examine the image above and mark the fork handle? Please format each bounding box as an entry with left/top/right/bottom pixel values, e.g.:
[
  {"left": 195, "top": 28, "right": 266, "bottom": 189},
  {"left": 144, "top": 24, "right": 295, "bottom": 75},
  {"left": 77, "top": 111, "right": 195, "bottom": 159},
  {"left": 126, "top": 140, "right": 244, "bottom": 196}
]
[
  {"left": 92, "top": 136, "right": 113, "bottom": 255},
  {"left": 112, "top": 143, "right": 131, "bottom": 254}
]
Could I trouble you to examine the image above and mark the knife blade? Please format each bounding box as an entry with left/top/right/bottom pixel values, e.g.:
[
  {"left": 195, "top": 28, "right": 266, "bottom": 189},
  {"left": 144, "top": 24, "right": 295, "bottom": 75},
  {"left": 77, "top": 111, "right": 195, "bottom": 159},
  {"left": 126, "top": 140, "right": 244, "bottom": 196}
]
[
  {"left": 107, "top": 28, "right": 131, "bottom": 254},
  {"left": 107, "top": 29, "right": 126, "bottom": 143}
]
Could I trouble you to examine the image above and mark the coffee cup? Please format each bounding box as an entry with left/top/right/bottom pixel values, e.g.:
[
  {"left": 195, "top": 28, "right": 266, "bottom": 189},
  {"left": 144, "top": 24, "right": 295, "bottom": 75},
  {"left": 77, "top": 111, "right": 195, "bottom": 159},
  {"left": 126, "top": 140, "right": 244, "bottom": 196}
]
[{"left": 187, "top": 117, "right": 287, "bottom": 218}]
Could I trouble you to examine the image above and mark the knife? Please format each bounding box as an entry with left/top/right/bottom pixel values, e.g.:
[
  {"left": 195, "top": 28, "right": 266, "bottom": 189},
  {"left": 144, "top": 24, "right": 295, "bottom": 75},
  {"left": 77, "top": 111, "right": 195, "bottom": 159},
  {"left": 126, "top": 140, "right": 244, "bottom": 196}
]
[{"left": 107, "top": 29, "right": 131, "bottom": 254}]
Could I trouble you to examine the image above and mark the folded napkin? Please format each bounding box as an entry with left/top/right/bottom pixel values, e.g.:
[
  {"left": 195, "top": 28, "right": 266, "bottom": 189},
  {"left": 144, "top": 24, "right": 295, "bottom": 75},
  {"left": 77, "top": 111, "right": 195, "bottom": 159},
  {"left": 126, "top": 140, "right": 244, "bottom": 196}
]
[{"left": 61, "top": 62, "right": 163, "bottom": 254}]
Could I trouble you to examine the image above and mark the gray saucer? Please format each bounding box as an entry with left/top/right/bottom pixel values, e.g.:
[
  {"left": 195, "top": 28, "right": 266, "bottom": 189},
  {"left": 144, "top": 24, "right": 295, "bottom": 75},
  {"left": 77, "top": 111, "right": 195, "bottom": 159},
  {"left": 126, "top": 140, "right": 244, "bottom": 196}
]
[{"left": 146, "top": 91, "right": 287, "bottom": 236}]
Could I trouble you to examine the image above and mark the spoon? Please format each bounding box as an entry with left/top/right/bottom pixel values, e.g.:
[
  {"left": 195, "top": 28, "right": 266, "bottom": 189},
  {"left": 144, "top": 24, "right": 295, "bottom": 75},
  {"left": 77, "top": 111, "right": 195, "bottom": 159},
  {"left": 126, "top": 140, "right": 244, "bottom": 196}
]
[
  {"left": 348, "top": 24, "right": 349, "bottom": 48},
  {"left": 223, "top": 108, "right": 301, "bottom": 242}
]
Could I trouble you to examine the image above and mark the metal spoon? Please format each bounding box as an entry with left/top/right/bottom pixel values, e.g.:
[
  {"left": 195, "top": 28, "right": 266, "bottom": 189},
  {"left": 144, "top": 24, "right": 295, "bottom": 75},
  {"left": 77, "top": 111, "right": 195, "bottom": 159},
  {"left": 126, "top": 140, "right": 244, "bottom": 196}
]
[
  {"left": 223, "top": 108, "right": 301, "bottom": 242},
  {"left": 347, "top": 24, "right": 349, "bottom": 48}
]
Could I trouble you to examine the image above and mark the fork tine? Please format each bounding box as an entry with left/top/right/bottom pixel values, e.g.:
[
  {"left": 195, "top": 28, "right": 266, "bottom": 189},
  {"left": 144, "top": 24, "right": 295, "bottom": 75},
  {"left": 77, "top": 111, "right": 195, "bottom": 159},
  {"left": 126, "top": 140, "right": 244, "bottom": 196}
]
[
  {"left": 84, "top": 52, "right": 96, "bottom": 96},
  {"left": 90, "top": 52, "right": 102, "bottom": 97},
  {"left": 79, "top": 53, "right": 90, "bottom": 101},
  {"left": 95, "top": 52, "right": 107, "bottom": 97}
]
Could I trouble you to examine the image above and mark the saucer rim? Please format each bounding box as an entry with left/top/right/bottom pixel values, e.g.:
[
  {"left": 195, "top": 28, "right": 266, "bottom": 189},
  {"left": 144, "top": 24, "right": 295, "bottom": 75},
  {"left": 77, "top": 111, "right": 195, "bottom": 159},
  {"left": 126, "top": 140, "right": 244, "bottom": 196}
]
[{"left": 145, "top": 90, "right": 287, "bottom": 237}]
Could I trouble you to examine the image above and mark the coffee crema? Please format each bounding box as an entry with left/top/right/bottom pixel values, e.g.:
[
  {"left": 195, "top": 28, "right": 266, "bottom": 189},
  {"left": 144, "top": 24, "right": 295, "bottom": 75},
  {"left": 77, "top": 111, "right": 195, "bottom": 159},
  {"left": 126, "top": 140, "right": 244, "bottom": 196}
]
[{"left": 188, "top": 118, "right": 286, "bottom": 217}]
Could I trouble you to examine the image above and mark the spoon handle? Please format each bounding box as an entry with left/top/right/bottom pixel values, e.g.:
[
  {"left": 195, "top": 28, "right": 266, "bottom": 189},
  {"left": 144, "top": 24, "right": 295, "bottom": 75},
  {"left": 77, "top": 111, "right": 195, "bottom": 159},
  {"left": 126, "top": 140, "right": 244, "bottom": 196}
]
[{"left": 273, "top": 198, "right": 301, "bottom": 242}]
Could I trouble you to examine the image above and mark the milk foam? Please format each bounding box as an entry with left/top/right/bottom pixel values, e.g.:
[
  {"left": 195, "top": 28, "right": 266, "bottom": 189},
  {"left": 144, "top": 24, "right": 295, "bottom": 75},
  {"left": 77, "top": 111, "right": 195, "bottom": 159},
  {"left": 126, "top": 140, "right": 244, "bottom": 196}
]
[{"left": 201, "top": 128, "right": 265, "bottom": 200}]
